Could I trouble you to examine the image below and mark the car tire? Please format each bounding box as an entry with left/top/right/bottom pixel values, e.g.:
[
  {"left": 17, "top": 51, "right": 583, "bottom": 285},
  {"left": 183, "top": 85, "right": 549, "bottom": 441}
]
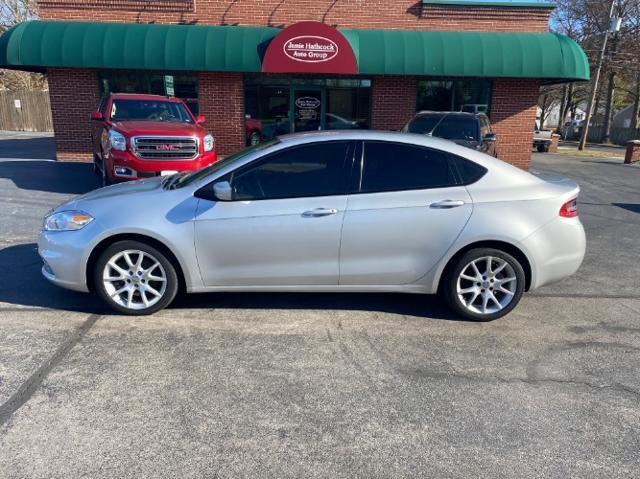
[
  {"left": 94, "top": 240, "right": 179, "bottom": 315},
  {"left": 248, "top": 131, "right": 261, "bottom": 146},
  {"left": 100, "top": 156, "right": 113, "bottom": 186},
  {"left": 537, "top": 145, "right": 549, "bottom": 153},
  {"left": 442, "top": 248, "right": 525, "bottom": 322}
]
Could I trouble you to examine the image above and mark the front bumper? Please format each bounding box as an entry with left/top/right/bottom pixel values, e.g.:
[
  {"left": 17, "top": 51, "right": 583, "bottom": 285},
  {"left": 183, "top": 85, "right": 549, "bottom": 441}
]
[
  {"left": 108, "top": 149, "right": 217, "bottom": 180},
  {"left": 38, "top": 227, "right": 94, "bottom": 292}
]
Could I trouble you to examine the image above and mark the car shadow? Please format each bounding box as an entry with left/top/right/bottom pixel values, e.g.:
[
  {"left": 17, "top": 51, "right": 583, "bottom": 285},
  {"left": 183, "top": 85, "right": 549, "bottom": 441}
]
[
  {"left": 0, "top": 160, "right": 101, "bottom": 195},
  {"left": 0, "top": 136, "right": 55, "bottom": 160},
  {"left": 613, "top": 203, "right": 640, "bottom": 214},
  {"left": 0, "top": 242, "right": 463, "bottom": 321}
]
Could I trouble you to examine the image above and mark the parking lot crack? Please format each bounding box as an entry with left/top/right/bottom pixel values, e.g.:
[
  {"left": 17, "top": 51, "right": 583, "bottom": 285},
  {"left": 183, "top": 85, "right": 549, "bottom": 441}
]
[{"left": 0, "top": 313, "right": 101, "bottom": 426}]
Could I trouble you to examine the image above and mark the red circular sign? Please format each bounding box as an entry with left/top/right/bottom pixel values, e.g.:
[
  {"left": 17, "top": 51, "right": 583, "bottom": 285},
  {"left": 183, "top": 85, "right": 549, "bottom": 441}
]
[{"left": 262, "top": 21, "right": 358, "bottom": 74}]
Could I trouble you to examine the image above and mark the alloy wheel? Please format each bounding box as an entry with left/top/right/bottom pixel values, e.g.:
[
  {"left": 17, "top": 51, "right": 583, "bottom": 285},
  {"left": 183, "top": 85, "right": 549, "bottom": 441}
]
[
  {"left": 456, "top": 256, "right": 517, "bottom": 315},
  {"left": 102, "top": 250, "right": 167, "bottom": 310}
]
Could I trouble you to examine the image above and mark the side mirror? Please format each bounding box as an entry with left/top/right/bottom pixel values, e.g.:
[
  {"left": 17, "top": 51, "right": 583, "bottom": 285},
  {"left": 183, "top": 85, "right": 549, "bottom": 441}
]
[
  {"left": 91, "top": 112, "right": 103, "bottom": 121},
  {"left": 484, "top": 132, "right": 497, "bottom": 142},
  {"left": 213, "top": 181, "right": 232, "bottom": 201},
  {"left": 196, "top": 115, "right": 206, "bottom": 124}
]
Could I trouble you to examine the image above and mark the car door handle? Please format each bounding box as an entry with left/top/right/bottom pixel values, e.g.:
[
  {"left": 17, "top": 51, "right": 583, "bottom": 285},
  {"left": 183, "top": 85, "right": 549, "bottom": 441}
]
[
  {"left": 429, "top": 200, "right": 466, "bottom": 209},
  {"left": 302, "top": 208, "right": 339, "bottom": 217}
]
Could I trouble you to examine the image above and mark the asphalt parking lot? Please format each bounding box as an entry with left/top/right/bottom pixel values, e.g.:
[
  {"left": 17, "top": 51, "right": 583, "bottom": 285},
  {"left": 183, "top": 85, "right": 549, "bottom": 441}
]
[{"left": 1, "top": 133, "right": 639, "bottom": 478}]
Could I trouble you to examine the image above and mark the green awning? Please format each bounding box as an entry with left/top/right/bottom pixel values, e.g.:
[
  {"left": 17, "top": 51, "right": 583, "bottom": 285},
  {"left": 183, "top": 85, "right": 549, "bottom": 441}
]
[
  {"left": 0, "top": 20, "right": 589, "bottom": 82},
  {"left": 341, "top": 29, "right": 588, "bottom": 81}
]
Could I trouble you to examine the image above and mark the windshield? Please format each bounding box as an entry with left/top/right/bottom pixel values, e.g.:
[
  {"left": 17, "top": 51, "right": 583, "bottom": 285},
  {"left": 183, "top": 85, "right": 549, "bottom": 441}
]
[
  {"left": 406, "top": 114, "right": 479, "bottom": 142},
  {"left": 432, "top": 116, "right": 479, "bottom": 141},
  {"left": 173, "top": 138, "right": 281, "bottom": 189},
  {"left": 405, "top": 115, "right": 444, "bottom": 134},
  {"left": 110, "top": 99, "right": 193, "bottom": 123}
]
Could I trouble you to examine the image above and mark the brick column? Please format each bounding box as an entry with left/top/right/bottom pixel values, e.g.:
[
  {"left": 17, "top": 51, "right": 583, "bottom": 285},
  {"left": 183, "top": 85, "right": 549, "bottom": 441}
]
[
  {"left": 198, "top": 72, "right": 245, "bottom": 157},
  {"left": 490, "top": 78, "right": 540, "bottom": 170},
  {"left": 371, "top": 76, "right": 417, "bottom": 131},
  {"left": 47, "top": 68, "right": 100, "bottom": 161}
]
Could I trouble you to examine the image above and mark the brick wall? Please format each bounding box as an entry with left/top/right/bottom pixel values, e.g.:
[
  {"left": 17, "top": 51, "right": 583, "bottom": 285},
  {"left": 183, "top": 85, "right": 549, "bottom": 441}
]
[
  {"left": 37, "top": 1, "right": 551, "bottom": 32},
  {"left": 490, "top": 78, "right": 540, "bottom": 170},
  {"left": 47, "top": 68, "right": 100, "bottom": 161},
  {"left": 371, "top": 76, "right": 416, "bottom": 131},
  {"left": 198, "top": 72, "right": 245, "bottom": 156}
]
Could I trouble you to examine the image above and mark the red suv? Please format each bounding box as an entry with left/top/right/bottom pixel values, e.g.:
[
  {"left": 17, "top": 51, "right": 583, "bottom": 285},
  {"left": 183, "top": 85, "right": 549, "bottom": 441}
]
[{"left": 91, "top": 94, "right": 217, "bottom": 185}]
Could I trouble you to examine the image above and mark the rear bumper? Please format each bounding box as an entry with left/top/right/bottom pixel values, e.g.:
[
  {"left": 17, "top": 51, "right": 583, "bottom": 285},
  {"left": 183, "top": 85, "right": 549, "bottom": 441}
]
[
  {"left": 108, "top": 150, "right": 217, "bottom": 180},
  {"left": 533, "top": 139, "right": 552, "bottom": 146},
  {"left": 520, "top": 217, "right": 586, "bottom": 290}
]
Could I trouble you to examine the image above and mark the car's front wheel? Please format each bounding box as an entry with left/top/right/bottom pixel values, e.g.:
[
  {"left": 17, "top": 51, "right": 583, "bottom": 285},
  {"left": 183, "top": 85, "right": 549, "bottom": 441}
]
[
  {"left": 442, "top": 248, "right": 525, "bottom": 321},
  {"left": 94, "top": 241, "right": 179, "bottom": 315}
]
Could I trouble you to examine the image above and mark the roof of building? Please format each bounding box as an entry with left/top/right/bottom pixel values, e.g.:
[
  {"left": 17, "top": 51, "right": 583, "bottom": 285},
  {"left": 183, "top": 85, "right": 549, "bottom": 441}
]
[
  {"left": 0, "top": 20, "right": 588, "bottom": 82},
  {"left": 422, "top": 1, "right": 555, "bottom": 9}
]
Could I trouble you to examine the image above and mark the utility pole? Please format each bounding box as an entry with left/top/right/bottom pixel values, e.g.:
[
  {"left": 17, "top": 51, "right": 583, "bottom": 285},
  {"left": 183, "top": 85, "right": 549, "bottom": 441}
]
[{"left": 578, "top": 0, "right": 618, "bottom": 150}]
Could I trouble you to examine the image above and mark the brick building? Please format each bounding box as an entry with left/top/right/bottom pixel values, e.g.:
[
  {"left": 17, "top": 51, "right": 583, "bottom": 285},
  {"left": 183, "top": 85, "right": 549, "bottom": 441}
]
[{"left": 0, "top": 0, "right": 588, "bottom": 170}]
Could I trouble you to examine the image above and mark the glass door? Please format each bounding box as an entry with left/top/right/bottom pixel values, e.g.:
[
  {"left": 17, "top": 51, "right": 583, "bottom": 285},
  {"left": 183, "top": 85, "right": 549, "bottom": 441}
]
[{"left": 292, "top": 88, "right": 324, "bottom": 132}]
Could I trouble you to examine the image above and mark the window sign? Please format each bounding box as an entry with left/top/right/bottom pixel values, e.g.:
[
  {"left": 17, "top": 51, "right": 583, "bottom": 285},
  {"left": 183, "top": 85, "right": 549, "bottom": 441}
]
[{"left": 164, "top": 75, "right": 175, "bottom": 97}]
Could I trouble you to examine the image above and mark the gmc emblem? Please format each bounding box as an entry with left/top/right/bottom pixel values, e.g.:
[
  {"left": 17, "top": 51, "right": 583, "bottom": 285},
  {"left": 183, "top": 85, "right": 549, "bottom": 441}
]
[{"left": 156, "top": 144, "right": 179, "bottom": 151}]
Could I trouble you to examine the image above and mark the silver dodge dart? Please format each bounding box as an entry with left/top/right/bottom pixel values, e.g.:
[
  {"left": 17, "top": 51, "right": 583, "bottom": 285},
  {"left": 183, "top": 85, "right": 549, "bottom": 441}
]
[{"left": 39, "top": 131, "right": 586, "bottom": 321}]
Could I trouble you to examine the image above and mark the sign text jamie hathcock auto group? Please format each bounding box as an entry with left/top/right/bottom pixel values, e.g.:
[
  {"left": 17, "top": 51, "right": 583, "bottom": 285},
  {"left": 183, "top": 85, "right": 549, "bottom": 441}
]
[{"left": 284, "top": 36, "right": 339, "bottom": 63}]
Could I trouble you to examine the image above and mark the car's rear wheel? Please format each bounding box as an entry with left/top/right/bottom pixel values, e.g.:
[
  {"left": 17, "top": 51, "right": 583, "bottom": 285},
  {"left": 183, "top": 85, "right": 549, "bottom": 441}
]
[
  {"left": 442, "top": 248, "right": 525, "bottom": 321},
  {"left": 94, "top": 241, "right": 178, "bottom": 315}
]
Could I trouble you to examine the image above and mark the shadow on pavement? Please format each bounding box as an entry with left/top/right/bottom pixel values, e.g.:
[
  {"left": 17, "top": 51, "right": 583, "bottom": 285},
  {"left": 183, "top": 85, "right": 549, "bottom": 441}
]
[
  {"left": 0, "top": 243, "right": 103, "bottom": 313},
  {"left": 0, "top": 160, "right": 100, "bottom": 195},
  {"left": 613, "top": 203, "right": 640, "bottom": 214},
  {"left": 0, "top": 242, "right": 461, "bottom": 321},
  {"left": 0, "top": 136, "right": 55, "bottom": 160}
]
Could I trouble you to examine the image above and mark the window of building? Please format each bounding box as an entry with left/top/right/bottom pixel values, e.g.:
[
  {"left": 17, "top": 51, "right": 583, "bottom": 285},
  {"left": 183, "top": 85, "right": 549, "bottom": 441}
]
[
  {"left": 360, "top": 142, "right": 457, "bottom": 193},
  {"left": 231, "top": 142, "right": 350, "bottom": 200},
  {"left": 416, "top": 80, "right": 492, "bottom": 114},
  {"left": 244, "top": 76, "right": 371, "bottom": 144},
  {"left": 98, "top": 71, "right": 199, "bottom": 115}
]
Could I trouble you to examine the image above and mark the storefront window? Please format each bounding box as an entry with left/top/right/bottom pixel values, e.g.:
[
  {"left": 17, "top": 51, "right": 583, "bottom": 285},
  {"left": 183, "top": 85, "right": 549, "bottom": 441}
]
[
  {"left": 416, "top": 80, "right": 492, "bottom": 114},
  {"left": 98, "top": 71, "right": 199, "bottom": 115},
  {"left": 244, "top": 76, "right": 371, "bottom": 145}
]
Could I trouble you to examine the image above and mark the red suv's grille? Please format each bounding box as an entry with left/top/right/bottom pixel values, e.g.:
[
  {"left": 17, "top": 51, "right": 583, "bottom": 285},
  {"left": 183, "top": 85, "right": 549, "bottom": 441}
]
[{"left": 131, "top": 136, "right": 198, "bottom": 160}]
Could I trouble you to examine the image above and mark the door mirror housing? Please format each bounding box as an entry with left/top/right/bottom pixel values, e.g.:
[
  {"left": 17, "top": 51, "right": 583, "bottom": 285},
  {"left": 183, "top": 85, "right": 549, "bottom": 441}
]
[
  {"left": 196, "top": 115, "right": 206, "bottom": 124},
  {"left": 213, "top": 181, "right": 232, "bottom": 201},
  {"left": 91, "top": 111, "right": 103, "bottom": 121},
  {"left": 484, "top": 132, "right": 497, "bottom": 142}
]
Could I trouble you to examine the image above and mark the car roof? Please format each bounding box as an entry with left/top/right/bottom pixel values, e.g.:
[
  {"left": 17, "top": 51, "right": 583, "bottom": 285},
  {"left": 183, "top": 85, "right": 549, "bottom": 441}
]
[
  {"left": 108, "top": 93, "right": 183, "bottom": 102},
  {"left": 414, "top": 111, "right": 485, "bottom": 118}
]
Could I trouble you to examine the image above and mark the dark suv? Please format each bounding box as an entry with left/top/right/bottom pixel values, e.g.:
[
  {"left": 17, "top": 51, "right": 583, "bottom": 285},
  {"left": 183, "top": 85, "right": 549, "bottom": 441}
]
[{"left": 401, "top": 111, "right": 497, "bottom": 157}]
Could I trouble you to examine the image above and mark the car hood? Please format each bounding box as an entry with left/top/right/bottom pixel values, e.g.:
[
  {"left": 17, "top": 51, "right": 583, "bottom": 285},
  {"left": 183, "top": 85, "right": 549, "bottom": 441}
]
[
  {"left": 112, "top": 120, "right": 203, "bottom": 137},
  {"left": 55, "top": 177, "right": 165, "bottom": 213}
]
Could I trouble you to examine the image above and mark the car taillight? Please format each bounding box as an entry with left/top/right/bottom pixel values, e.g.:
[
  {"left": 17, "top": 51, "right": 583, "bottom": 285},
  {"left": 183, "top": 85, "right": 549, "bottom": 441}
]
[{"left": 560, "top": 198, "right": 578, "bottom": 218}]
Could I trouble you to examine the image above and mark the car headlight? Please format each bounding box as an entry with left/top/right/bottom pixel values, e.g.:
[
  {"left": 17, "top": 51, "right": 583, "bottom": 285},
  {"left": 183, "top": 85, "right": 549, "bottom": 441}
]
[
  {"left": 203, "top": 133, "right": 215, "bottom": 152},
  {"left": 108, "top": 130, "right": 126, "bottom": 151},
  {"left": 44, "top": 211, "right": 94, "bottom": 231}
]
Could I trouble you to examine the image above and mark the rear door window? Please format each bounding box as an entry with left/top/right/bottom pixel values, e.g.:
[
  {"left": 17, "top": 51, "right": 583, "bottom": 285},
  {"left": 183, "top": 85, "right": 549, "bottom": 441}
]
[{"left": 358, "top": 141, "right": 457, "bottom": 193}]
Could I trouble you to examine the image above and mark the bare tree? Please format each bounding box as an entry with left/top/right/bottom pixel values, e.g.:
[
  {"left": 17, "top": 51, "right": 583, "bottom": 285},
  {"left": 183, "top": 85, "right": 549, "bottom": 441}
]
[{"left": 0, "top": 0, "right": 47, "bottom": 91}]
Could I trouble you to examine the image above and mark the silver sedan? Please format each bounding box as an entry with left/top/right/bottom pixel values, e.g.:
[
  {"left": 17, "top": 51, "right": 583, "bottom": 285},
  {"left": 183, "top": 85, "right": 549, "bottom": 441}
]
[{"left": 38, "top": 131, "right": 585, "bottom": 321}]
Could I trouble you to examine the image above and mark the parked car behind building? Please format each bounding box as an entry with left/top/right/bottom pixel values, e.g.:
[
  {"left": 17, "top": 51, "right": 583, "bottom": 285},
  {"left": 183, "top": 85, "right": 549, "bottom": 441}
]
[
  {"left": 91, "top": 93, "right": 217, "bottom": 185},
  {"left": 401, "top": 111, "right": 497, "bottom": 157}
]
